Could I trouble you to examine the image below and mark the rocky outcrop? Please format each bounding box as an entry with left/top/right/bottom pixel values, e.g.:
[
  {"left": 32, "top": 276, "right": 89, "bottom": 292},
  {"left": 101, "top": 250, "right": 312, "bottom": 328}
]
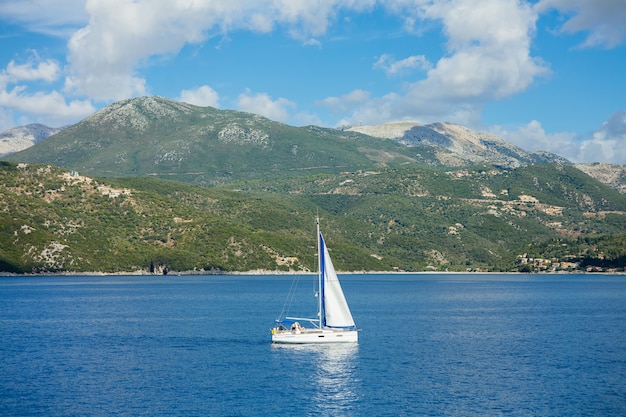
[
  {"left": 348, "top": 121, "right": 569, "bottom": 168},
  {"left": 0, "top": 124, "right": 63, "bottom": 156},
  {"left": 576, "top": 163, "right": 626, "bottom": 194}
]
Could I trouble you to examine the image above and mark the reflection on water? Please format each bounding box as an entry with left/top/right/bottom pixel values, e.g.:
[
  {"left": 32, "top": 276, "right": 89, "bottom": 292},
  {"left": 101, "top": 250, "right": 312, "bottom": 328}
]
[
  {"left": 272, "top": 344, "right": 360, "bottom": 416},
  {"left": 314, "top": 344, "right": 360, "bottom": 416}
]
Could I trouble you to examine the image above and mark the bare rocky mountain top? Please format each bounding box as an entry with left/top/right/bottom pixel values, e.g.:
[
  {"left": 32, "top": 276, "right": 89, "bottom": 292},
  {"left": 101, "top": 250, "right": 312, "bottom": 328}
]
[
  {"left": 351, "top": 121, "right": 626, "bottom": 193},
  {"left": 0, "top": 124, "right": 63, "bottom": 156},
  {"left": 347, "top": 121, "right": 422, "bottom": 139},
  {"left": 576, "top": 163, "right": 626, "bottom": 194},
  {"left": 83, "top": 96, "right": 199, "bottom": 133},
  {"left": 348, "top": 121, "right": 569, "bottom": 168}
]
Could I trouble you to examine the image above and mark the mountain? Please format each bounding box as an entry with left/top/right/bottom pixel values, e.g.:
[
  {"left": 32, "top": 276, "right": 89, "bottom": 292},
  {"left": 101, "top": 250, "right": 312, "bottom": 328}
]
[
  {"left": 348, "top": 121, "right": 570, "bottom": 168},
  {"left": 5, "top": 96, "right": 419, "bottom": 185},
  {"left": 575, "top": 163, "right": 626, "bottom": 194},
  {"left": 0, "top": 123, "right": 64, "bottom": 156},
  {"left": 3, "top": 96, "right": 626, "bottom": 274},
  {"left": 5, "top": 96, "right": 575, "bottom": 187},
  {"left": 349, "top": 121, "right": 626, "bottom": 193},
  {"left": 4, "top": 98, "right": 623, "bottom": 193}
]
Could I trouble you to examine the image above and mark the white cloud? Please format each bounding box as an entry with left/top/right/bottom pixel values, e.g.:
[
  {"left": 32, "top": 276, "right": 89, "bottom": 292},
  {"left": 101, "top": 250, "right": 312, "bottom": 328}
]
[
  {"left": 373, "top": 53, "right": 431, "bottom": 77},
  {"left": 291, "top": 111, "right": 323, "bottom": 127},
  {"left": 331, "top": 0, "right": 550, "bottom": 127},
  {"left": 52, "top": 0, "right": 613, "bottom": 128},
  {"left": 493, "top": 111, "right": 626, "bottom": 164},
  {"left": 491, "top": 120, "right": 578, "bottom": 157},
  {"left": 0, "top": 89, "right": 93, "bottom": 118},
  {"left": 0, "top": 1, "right": 552, "bottom": 123},
  {"left": 237, "top": 89, "right": 296, "bottom": 122},
  {"left": 64, "top": 0, "right": 209, "bottom": 100},
  {"left": 0, "top": 56, "right": 95, "bottom": 127},
  {"left": 0, "top": 108, "right": 15, "bottom": 131},
  {"left": 61, "top": 0, "right": 374, "bottom": 101},
  {"left": 577, "top": 111, "right": 626, "bottom": 163},
  {"left": 0, "top": 0, "right": 88, "bottom": 36},
  {"left": 266, "top": 0, "right": 376, "bottom": 40},
  {"left": 303, "top": 38, "right": 322, "bottom": 48},
  {"left": 535, "top": 0, "right": 626, "bottom": 48},
  {"left": 2, "top": 0, "right": 375, "bottom": 125},
  {"left": 318, "top": 89, "right": 372, "bottom": 115},
  {"left": 0, "top": 55, "right": 60, "bottom": 88},
  {"left": 408, "top": 0, "right": 548, "bottom": 104},
  {"left": 0, "top": 89, "right": 95, "bottom": 127},
  {"left": 178, "top": 85, "right": 219, "bottom": 108}
]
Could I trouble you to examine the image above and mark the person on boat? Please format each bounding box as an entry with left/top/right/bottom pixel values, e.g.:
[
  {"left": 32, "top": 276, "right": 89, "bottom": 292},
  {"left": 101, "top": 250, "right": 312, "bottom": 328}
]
[{"left": 291, "top": 322, "right": 303, "bottom": 333}]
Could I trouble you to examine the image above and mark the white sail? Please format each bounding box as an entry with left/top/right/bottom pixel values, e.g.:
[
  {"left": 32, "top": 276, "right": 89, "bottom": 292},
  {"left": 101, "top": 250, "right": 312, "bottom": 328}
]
[{"left": 320, "top": 234, "right": 356, "bottom": 329}]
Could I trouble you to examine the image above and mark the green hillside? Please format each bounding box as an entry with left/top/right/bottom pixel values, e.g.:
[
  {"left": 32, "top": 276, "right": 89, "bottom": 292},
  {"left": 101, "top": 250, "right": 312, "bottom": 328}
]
[
  {"left": 225, "top": 163, "right": 626, "bottom": 270},
  {"left": 2, "top": 161, "right": 626, "bottom": 274}
]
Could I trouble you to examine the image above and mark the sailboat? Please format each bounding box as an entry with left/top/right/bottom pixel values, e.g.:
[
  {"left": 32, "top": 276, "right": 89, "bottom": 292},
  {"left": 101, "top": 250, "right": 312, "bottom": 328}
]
[{"left": 271, "top": 216, "right": 359, "bottom": 344}]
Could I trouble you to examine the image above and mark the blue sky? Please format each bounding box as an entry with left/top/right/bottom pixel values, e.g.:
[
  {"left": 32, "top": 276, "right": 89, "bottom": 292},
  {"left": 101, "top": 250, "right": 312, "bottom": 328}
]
[{"left": 1, "top": 0, "right": 625, "bottom": 163}]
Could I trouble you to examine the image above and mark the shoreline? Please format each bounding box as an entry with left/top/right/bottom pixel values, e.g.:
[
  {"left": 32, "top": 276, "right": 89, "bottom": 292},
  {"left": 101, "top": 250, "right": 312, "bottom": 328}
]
[{"left": 2, "top": 269, "right": 625, "bottom": 277}]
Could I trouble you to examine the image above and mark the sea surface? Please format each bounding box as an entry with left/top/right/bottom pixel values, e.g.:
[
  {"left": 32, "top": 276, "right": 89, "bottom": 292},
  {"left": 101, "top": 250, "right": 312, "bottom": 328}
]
[{"left": 1, "top": 273, "right": 625, "bottom": 416}]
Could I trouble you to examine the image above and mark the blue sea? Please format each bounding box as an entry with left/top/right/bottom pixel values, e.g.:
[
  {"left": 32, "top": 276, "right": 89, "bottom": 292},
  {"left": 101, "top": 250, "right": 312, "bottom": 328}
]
[{"left": 1, "top": 274, "right": 625, "bottom": 416}]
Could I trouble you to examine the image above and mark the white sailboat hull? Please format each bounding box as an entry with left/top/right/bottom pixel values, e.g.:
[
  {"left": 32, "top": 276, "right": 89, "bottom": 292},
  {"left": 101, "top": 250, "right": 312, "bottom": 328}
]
[{"left": 272, "top": 328, "right": 358, "bottom": 344}]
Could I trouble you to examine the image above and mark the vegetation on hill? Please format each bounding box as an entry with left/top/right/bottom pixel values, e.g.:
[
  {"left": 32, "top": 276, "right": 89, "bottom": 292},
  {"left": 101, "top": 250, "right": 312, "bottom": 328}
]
[
  {"left": 2, "top": 161, "right": 626, "bottom": 274},
  {"left": 1, "top": 162, "right": 317, "bottom": 273}
]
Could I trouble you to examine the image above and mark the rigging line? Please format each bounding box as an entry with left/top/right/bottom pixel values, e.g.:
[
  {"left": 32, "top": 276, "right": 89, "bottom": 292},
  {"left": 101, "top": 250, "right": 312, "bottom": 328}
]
[{"left": 277, "top": 273, "right": 300, "bottom": 321}]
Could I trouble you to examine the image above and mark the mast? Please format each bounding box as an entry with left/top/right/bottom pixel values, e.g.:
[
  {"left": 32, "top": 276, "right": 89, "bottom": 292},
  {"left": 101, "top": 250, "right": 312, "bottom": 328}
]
[{"left": 316, "top": 215, "right": 323, "bottom": 329}]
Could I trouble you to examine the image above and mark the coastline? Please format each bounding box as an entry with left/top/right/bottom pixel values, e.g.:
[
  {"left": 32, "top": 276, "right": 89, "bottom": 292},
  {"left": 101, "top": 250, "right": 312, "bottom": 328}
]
[{"left": 2, "top": 268, "right": 625, "bottom": 277}]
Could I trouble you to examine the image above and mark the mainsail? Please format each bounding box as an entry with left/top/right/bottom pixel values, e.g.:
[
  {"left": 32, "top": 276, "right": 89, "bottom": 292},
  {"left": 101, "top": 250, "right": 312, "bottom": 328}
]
[{"left": 320, "top": 233, "right": 356, "bottom": 329}]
